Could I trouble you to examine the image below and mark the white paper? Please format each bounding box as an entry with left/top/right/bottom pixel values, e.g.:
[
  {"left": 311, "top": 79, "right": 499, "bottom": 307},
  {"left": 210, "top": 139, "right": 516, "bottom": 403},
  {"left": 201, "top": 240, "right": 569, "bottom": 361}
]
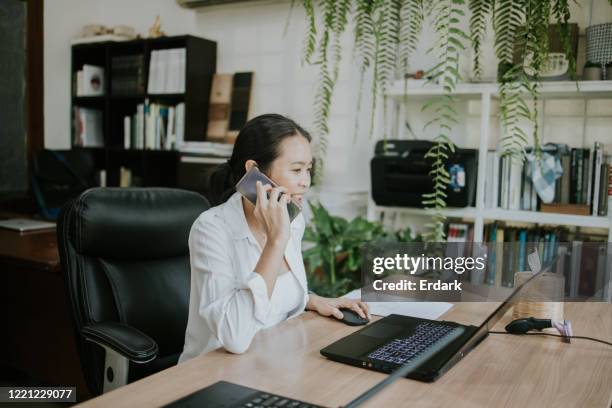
[{"left": 343, "top": 289, "right": 453, "bottom": 320}]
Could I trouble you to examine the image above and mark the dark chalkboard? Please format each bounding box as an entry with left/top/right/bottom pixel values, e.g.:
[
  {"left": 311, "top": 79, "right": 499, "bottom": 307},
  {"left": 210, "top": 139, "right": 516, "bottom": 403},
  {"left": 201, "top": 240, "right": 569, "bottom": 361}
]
[{"left": 0, "top": 0, "right": 27, "bottom": 193}]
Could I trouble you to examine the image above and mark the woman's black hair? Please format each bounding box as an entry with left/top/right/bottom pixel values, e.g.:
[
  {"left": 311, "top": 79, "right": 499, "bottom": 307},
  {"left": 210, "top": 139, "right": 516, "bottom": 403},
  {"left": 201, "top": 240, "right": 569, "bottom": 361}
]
[{"left": 208, "top": 113, "right": 312, "bottom": 205}]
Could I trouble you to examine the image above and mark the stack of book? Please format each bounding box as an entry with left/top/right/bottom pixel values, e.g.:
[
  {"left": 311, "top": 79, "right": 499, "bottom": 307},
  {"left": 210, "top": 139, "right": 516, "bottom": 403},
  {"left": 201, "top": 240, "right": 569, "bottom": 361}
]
[
  {"left": 147, "top": 48, "right": 186, "bottom": 94},
  {"left": 123, "top": 101, "right": 185, "bottom": 150},
  {"left": 484, "top": 143, "right": 611, "bottom": 216},
  {"left": 111, "top": 54, "right": 146, "bottom": 96},
  {"left": 178, "top": 141, "right": 234, "bottom": 157},
  {"left": 563, "top": 143, "right": 610, "bottom": 216},
  {"left": 73, "top": 107, "right": 103, "bottom": 147},
  {"left": 480, "top": 223, "right": 609, "bottom": 300}
]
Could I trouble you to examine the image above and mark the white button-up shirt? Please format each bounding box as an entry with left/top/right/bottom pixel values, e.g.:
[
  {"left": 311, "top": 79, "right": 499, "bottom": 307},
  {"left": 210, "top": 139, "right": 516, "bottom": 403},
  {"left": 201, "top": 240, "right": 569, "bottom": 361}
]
[{"left": 178, "top": 192, "right": 309, "bottom": 362}]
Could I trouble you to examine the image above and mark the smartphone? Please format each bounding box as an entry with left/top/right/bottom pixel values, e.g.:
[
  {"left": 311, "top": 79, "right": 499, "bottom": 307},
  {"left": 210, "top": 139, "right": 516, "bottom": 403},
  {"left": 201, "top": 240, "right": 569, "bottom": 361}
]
[{"left": 235, "top": 167, "right": 302, "bottom": 222}]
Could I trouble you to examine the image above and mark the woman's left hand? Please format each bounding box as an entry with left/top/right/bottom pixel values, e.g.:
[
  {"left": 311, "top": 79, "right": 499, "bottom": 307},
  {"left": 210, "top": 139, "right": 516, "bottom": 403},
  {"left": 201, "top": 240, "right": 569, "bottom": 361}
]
[{"left": 307, "top": 294, "right": 370, "bottom": 320}]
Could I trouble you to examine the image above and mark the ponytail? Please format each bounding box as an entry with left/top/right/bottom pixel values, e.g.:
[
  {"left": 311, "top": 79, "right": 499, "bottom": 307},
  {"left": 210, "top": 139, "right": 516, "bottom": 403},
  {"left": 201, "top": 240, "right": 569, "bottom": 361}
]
[{"left": 207, "top": 161, "right": 235, "bottom": 206}]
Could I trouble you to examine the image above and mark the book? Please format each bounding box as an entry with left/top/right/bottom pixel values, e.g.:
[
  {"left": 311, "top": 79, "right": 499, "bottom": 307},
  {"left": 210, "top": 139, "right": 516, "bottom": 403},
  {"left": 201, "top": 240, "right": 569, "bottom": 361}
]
[
  {"left": 492, "top": 151, "right": 500, "bottom": 208},
  {"left": 517, "top": 229, "right": 527, "bottom": 272},
  {"left": 570, "top": 148, "right": 578, "bottom": 204},
  {"left": 578, "top": 241, "right": 599, "bottom": 297},
  {"left": 226, "top": 72, "right": 253, "bottom": 143},
  {"left": 124, "top": 116, "right": 131, "bottom": 149},
  {"left": 206, "top": 74, "right": 233, "bottom": 142},
  {"left": 486, "top": 223, "right": 498, "bottom": 285},
  {"left": 577, "top": 148, "right": 584, "bottom": 204},
  {"left": 111, "top": 54, "right": 145, "bottom": 96},
  {"left": 595, "top": 243, "right": 607, "bottom": 300},
  {"left": 591, "top": 142, "right": 603, "bottom": 215},
  {"left": 494, "top": 226, "right": 504, "bottom": 288},
  {"left": 583, "top": 149, "right": 591, "bottom": 205},
  {"left": 147, "top": 48, "right": 186, "bottom": 94},
  {"left": 598, "top": 157, "right": 609, "bottom": 216},
  {"left": 176, "top": 103, "right": 185, "bottom": 147},
  {"left": 136, "top": 103, "right": 145, "bottom": 149},
  {"left": 119, "top": 166, "right": 132, "bottom": 187},
  {"left": 73, "top": 107, "right": 103, "bottom": 147},
  {"left": 521, "top": 161, "right": 531, "bottom": 210},
  {"left": 560, "top": 153, "right": 570, "bottom": 204},
  {"left": 165, "top": 106, "right": 176, "bottom": 150},
  {"left": 500, "top": 156, "right": 509, "bottom": 209},
  {"left": 501, "top": 228, "right": 516, "bottom": 287}
]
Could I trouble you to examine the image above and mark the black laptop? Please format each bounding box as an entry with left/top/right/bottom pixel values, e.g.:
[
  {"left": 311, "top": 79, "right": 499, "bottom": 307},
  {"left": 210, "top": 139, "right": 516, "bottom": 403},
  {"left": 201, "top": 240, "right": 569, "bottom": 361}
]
[{"left": 320, "top": 251, "right": 553, "bottom": 382}]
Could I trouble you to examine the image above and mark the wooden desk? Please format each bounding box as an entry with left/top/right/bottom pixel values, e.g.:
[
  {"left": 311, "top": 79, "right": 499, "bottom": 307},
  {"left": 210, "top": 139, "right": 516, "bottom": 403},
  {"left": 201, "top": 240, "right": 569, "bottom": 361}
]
[
  {"left": 0, "top": 225, "right": 91, "bottom": 400},
  {"left": 76, "top": 302, "right": 612, "bottom": 408},
  {"left": 0, "top": 227, "right": 60, "bottom": 272}
]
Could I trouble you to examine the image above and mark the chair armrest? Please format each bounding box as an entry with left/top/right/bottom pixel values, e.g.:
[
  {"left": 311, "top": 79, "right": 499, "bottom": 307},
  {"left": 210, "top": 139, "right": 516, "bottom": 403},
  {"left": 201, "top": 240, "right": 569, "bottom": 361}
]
[{"left": 82, "top": 322, "right": 158, "bottom": 364}]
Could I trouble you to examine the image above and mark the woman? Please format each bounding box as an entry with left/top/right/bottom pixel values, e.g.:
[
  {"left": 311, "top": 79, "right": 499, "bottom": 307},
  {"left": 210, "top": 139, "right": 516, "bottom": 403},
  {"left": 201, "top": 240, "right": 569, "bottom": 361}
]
[{"left": 178, "top": 114, "right": 370, "bottom": 361}]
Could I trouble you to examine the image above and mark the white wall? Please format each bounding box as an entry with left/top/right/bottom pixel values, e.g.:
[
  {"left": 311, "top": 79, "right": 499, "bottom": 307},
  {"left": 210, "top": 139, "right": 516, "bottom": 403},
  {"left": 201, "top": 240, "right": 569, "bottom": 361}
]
[
  {"left": 43, "top": 0, "right": 612, "bottom": 220},
  {"left": 191, "top": 0, "right": 373, "bottom": 195}
]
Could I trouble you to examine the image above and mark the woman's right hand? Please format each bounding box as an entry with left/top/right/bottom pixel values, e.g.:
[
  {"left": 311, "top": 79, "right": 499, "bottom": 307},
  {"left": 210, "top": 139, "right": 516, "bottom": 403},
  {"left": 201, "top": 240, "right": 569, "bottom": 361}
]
[{"left": 254, "top": 180, "right": 291, "bottom": 247}]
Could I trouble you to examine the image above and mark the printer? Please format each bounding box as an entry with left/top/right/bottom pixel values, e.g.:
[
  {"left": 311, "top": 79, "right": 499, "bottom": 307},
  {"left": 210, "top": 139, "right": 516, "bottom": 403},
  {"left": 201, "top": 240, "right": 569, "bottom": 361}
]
[{"left": 370, "top": 140, "right": 477, "bottom": 208}]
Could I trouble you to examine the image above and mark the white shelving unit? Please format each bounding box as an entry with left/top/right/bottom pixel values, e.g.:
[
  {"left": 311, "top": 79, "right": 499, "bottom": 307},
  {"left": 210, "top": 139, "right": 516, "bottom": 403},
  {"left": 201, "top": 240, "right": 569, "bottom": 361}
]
[{"left": 367, "top": 80, "right": 612, "bottom": 242}]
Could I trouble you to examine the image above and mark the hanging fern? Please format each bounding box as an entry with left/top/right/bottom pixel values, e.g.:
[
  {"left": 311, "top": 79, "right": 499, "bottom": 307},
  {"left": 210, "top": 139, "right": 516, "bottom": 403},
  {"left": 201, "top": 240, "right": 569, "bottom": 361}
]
[
  {"left": 354, "top": 0, "right": 378, "bottom": 69},
  {"left": 312, "top": 31, "right": 333, "bottom": 184},
  {"left": 469, "top": 0, "right": 493, "bottom": 80},
  {"left": 552, "top": 0, "right": 575, "bottom": 79},
  {"left": 419, "top": 0, "right": 469, "bottom": 241},
  {"left": 498, "top": 66, "right": 533, "bottom": 159},
  {"left": 352, "top": 0, "right": 379, "bottom": 139},
  {"left": 374, "top": 0, "right": 401, "bottom": 97},
  {"left": 493, "top": 0, "right": 529, "bottom": 161},
  {"left": 397, "top": 0, "right": 423, "bottom": 78},
  {"left": 372, "top": 0, "right": 401, "bottom": 137},
  {"left": 310, "top": 0, "right": 349, "bottom": 183},
  {"left": 493, "top": 0, "right": 523, "bottom": 66},
  {"left": 301, "top": 0, "right": 317, "bottom": 64}
]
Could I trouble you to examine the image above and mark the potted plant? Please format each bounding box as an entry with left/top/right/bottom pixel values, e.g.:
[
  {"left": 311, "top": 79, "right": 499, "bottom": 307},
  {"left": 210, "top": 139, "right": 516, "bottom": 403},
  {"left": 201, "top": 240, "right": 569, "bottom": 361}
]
[
  {"left": 584, "top": 61, "right": 602, "bottom": 81},
  {"left": 303, "top": 201, "right": 421, "bottom": 297}
]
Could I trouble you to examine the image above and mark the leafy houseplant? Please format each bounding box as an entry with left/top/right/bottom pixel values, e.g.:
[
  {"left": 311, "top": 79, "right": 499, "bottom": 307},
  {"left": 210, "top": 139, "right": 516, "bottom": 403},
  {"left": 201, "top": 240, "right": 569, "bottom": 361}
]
[
  {"left": 303, "top": 201, "right": 421, "bottom": 297},
  {"left": 296, "top": 0, "right": 602, "bottom": 241}
]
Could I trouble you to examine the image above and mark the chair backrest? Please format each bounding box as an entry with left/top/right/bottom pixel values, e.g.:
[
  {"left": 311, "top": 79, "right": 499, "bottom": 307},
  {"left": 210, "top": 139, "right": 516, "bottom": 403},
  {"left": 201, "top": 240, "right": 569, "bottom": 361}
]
[{"left": 57, "top": 187, "right": 209, "bottom": 395}]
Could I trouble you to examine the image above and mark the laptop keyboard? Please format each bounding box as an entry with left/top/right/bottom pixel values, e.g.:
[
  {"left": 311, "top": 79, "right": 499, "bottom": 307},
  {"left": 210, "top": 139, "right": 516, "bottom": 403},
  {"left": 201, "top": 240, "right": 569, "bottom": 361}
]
[
  {"left": 368, "top": 322, "right": 457, "bottom": 365},
  {"left": 236, "top": 392, "right": 323, "bottom": 408}
]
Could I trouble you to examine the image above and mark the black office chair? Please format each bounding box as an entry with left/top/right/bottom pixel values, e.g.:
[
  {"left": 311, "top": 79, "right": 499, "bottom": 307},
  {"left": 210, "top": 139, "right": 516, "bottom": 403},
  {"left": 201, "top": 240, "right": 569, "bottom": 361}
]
[{"left": 57, "top": 187, "right": 209, "bottom": 396}]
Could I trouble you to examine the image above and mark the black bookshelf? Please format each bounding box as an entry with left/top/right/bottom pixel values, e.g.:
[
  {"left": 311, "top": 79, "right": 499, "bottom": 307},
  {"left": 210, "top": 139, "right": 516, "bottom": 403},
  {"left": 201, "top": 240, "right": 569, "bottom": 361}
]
[{"left": 70, "top": 35, "right": 217, "bottom": 187}]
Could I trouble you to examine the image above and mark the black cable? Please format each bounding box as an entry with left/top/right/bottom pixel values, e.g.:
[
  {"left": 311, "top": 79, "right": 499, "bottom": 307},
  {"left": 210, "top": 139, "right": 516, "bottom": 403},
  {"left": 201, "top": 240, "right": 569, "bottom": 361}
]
[{"left": 489, "top": 331, "right": 612, "bottom": 347}]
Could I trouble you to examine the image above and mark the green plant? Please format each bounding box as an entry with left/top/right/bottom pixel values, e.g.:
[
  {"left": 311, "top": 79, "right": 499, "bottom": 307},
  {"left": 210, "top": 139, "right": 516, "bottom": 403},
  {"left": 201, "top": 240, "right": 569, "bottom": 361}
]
[
  {"left": 303, "top": 201, "right": 421, "bottom": 297},
  {"left": 297, "top": 0, "right": 602, "bottom": 241}
]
